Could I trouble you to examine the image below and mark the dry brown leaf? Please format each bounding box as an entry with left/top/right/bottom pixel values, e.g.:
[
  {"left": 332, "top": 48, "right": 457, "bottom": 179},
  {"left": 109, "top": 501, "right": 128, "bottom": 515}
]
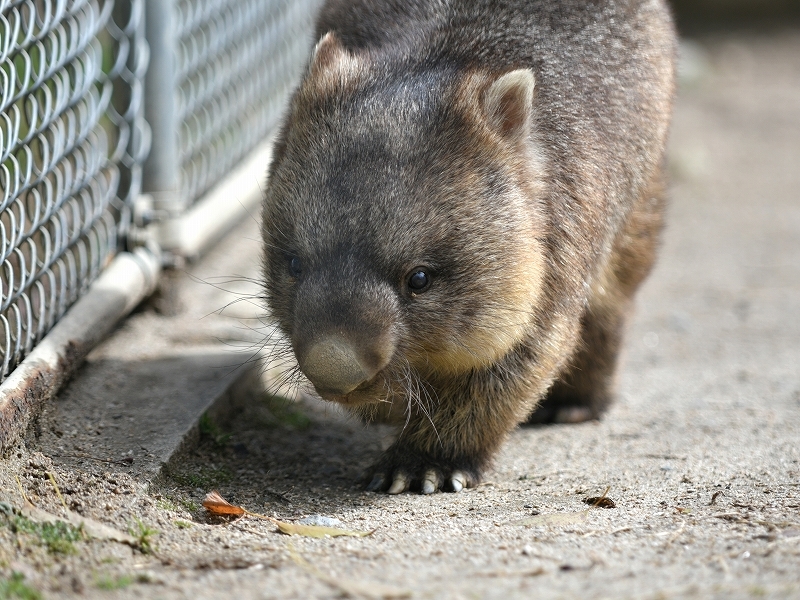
[
  {"left": 276, "top": 520, "right": 373, "bottom": 538},
  {"left": 514, "top": 510, "right": 589, "bottom": 527},
  {"left": 201, "top": 491, "right": 374, "bottom": 538},
  {"left": 584, "top": 486, "right": 615, "bottom": 508},
  {"left": 584, "top": 496, "right": 617, "bottom": 509},
  {"left": 202, "top": 490, "right": 246, "bottom": 517}
]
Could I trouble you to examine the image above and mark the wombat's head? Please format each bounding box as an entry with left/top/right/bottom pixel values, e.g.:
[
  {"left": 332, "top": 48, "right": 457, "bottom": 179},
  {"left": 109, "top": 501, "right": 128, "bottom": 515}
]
[{"left": 262, "top": 33, "right": 547, "bottom": 408}]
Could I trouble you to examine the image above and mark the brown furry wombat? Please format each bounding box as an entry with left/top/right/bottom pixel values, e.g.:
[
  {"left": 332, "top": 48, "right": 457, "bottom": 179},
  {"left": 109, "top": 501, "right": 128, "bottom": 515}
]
[{"left": 262, "top": 0, "right": 676, "bottom": 493}]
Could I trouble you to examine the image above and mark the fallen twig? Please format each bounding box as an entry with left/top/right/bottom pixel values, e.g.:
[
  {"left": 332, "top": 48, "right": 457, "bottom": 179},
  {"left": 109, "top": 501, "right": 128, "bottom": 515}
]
[
  {"left": 476, "top": 568, "right": 546, "bottom": 577},
  {"left": 47, "top": 472, "right": 68, "bottom": 512},
  {"left": 582, "top": 526, "right": 632, "bottom": 538},
  {"left": 57, "top": 452, "right": 134, "bottom": 466}
]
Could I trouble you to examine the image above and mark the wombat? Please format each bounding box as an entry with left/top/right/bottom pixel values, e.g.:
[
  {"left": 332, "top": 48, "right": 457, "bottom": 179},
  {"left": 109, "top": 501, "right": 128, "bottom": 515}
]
[{"left": 262, "top": 0, "right": 676, "bottom": 493}]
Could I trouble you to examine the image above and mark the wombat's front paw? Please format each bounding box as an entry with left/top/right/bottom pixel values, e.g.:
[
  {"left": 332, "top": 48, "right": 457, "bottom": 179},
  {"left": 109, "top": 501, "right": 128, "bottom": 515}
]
[{"left": 363, "top": 445, "right": 480, "bottom": 494}]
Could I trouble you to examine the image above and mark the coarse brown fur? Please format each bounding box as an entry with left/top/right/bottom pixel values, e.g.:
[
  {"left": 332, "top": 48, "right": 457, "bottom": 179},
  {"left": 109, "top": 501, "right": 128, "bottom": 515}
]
[{"left": 261, "top": 0, "right": 676, "bottom": 493}]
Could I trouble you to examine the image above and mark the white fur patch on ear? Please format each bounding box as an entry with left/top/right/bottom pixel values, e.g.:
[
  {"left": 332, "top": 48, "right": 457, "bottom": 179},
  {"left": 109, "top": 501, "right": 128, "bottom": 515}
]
[
  {"left": 310, "top": 31, "right": 358, "bottom": 78},
  {"left": 483, "top": 69, "right": 536, "bottom": 139}
]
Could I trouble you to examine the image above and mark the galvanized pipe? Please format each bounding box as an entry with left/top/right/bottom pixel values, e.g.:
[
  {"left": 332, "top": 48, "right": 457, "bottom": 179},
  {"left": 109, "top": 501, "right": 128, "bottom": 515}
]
[{"left": 143, "top": 0, "right": 181, "bottom": 214}]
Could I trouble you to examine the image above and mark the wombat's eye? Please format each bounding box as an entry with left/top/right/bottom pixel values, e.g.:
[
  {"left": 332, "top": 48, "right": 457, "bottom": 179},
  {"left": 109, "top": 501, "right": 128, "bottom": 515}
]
[
  {"left": 289, "top": 256, "right": 303, "bottom": 277},
  {"left": 407, "top": 268, "right": 431, "bottom": 294}
]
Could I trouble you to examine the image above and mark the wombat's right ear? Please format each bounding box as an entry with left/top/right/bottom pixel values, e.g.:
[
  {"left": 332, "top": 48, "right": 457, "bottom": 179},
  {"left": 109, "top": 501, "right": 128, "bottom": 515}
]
[
  {"left": 483, "top": 69, "right": 535, "bottom": 140},
  {"left": 310, "top": 32, "right": 358, "bottom": 78}
]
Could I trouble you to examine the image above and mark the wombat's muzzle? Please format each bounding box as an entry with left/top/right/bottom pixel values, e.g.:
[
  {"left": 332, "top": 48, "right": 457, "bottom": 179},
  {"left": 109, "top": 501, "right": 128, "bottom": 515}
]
[
  {"left": 291, "top": 268, "right": 397, "bottom": 399},
  {"left": 298, "top": 336, "right": 384, "bottom": 398}
]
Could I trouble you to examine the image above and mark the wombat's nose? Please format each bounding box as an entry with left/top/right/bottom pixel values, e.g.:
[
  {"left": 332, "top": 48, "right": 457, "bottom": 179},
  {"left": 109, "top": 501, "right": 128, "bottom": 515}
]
[{"left": 300, "top": 337, "right": 372, "bottom": 396}]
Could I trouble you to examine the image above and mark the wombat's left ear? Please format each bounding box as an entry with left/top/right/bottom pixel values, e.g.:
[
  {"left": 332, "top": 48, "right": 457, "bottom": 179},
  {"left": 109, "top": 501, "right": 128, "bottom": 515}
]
[
  {"left": 483, "top": 69, "right": 535, "bottom": 139},
  {"left": 310, "top": 31, "right": 357, "bottom": 77}
]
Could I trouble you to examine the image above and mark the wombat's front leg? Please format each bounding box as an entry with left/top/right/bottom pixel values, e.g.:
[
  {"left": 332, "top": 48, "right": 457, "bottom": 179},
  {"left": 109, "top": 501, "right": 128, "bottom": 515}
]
[
  {"left": 364, "top": 371, "right": 531, "bottom": 494},
  {"left": 365, "top": 439, "right": 480, "bottom": 494}
]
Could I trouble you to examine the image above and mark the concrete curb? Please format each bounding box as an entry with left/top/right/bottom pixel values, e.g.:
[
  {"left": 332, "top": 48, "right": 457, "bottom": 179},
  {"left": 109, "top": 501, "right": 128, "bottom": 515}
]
[
  {"left": 40, "top": 349, "right": 263, "bottom": 483},
  {"left": 25, "top": 214, "right": 270, "bottom": 484},
  {"left": 0, "top": 248, "right": 161, "bottom": 456}
]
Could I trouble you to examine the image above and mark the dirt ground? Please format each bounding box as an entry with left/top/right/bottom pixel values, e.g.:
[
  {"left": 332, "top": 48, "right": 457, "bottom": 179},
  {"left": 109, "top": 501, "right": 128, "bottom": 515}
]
[{"left": 1, "top": 30, "right": 800, "bottom": 600}]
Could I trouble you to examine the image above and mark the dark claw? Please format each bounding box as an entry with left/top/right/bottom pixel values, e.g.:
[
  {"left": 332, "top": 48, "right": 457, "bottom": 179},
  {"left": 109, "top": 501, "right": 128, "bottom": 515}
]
[
  {"left": 366, "top": 472, "right": 387, "bottom": 492},
  {"left": 362, "top": 443, "right": 482, "bottom": 494}
]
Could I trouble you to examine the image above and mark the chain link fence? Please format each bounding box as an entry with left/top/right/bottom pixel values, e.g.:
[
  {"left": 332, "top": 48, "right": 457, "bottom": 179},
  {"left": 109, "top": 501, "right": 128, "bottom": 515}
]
[
  {"left": 143, "top": 0, "right": 320, "bottom": 228},
  {"left": 0, "top": 0, "right": 320, "bottom": 385},
  {"left": 175, "top": 0, "right": 316, "bottom": 206},
  {"left": 0, "top": 0, "right": 146, "bottom": 382}
]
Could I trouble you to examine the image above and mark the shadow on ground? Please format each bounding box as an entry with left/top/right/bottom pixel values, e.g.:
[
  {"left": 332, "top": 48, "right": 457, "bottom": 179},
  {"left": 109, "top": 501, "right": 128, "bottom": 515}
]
[{"left": 155, "top": 390, "right": 392, "bottom": 518}]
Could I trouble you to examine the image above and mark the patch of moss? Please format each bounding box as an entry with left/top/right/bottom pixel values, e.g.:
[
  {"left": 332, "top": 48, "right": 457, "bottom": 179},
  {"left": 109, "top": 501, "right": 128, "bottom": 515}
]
[
  {"left": 6, "top": 516, "right": 82, "bottom": 555},
  {"left": 0, "top": 572, "right": 42, "bottom": 600},
  {"left": 95, "top": 574, "right": 133, "bottom": 591},
  {"left": 199, "top": 413, "right": 232, "bottom": 447}
]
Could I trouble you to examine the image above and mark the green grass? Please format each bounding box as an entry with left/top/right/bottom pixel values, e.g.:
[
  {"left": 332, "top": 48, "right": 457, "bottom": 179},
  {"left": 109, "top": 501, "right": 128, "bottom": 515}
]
[
  {"left": 95, "top": 574, "right": 134, "bottom": 591},
  {"left": 178, "top": 498, "right": 200, "bottom": 513},
  {"left": 167, "top": 466, "right": 233, "bottom": 489},
  {"left": 0, "top": 573, "right": 42, "bottom": 600},
  {"left": 155, "top": 495, "right": 199, "bottom": 514},
  {"left": 155, "top": 498, "right": 180, "bottom": 512},
  {"left": 199, "top": 413, "right": 232, "bottom": 447},
  {"left": 263, "top": 395, "right": 311, "bottom": 430},
  {"left": 128, "top": 520, "right": 158, "bottom": 555},
  {"left": 173, "top": 520, "right": 193, "bottom": 529},
  {"left": 6, "top": 516, "right": 83, "bottom": 555}
]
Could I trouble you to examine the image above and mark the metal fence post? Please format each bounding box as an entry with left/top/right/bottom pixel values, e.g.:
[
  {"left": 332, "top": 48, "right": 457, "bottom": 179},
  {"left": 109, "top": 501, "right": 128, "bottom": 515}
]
[
  {"left": 143, "top": 0, "right": 181, "bottom": 216},
  {"left": 0, "top": 0, "right": 160, "bottom": 443},
  {"left": 0, "top": 0, "right": 323, "bottom": 450},
  {"left": 138, "top": 0, "right": 323, "bottom": 261}
]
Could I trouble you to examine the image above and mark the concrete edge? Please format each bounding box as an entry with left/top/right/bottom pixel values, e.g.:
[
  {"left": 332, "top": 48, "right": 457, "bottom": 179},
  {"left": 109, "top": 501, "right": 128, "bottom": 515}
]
[
  {"left": 154, "top": 365, "right": 265, "bottom": 487},
  {"left": 0, "top": 248, "right": 161, "bottom": 456}
]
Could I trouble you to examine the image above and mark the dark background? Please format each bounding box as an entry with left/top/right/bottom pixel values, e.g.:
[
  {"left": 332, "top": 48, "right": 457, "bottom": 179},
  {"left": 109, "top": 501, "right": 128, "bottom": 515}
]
[{"left": 670, "top": 0, "right": 800, "bottom": 33}]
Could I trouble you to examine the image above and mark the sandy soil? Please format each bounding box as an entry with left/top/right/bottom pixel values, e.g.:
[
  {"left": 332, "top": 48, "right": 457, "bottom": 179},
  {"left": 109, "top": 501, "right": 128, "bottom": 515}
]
[{"left": 1, "top": 30, "right": 799, "bottom": 600}]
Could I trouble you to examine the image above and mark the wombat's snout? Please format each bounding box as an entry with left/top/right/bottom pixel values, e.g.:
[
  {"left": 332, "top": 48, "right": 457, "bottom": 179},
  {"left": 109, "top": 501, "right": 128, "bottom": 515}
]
[{"left": 298, "top": 336, "right": 386, "bottom": 397}]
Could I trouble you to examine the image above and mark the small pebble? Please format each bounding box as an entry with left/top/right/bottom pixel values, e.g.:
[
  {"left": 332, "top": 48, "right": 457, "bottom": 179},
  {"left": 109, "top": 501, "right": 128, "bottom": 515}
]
[{"left": 298, "top": 515, "right": 343, "bottom": 528}]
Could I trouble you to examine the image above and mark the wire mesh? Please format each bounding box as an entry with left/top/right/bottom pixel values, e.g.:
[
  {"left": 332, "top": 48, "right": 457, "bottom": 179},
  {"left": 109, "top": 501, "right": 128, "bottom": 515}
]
[
  {"left": 108, "top": 0, "right": 149, "bottom": 239},
  {"left": 1, "top": 0, "right": 317, "bottom": 383},
  {"left": 0, "top": 0, "right": 146, "bottom": 382},
  {"left": 174, "top": 0, "right": 320, "bottom": 206}
]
